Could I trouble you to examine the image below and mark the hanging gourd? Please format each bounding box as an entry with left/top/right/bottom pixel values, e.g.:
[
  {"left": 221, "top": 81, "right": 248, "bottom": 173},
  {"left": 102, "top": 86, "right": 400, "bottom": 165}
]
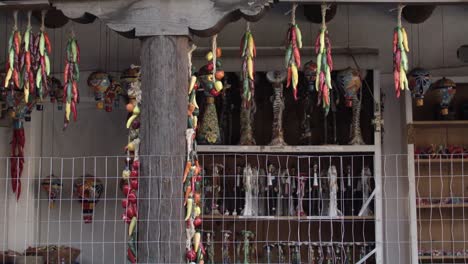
[
  {"left": 41, "top": 174, "right": 63, "bottom": 208},
  {"left": 121, "top": 65, "right": 141, "bottom": 264},
  {"left": 185, "top": 45, "right": 205, "bottom": 264},
  {"left": 314, "top": 4, "right": 333, "bottom": 115},
  {"left": 393, "top": 4, "right": 410, "bottom": 98},
  {"left": 197, "top": 35, "right": 224, "bottom": 145},
  {"left": 285, "top": 4, "right": 302, "bottom": 100},
  {"left": 36, "top": 10, "right": 52, "bottom": 110},
  {"left": 73, "top": 175, "right": 104, "bottom": 223},
  {"left": 63, "top": 29, "right": 80, "bottom": 129},
  {"left": 239, "top": 22, "right": 256, "bottom": 145}
]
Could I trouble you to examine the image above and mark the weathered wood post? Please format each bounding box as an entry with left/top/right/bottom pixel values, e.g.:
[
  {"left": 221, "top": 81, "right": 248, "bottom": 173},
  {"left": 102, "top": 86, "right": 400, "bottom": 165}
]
[
  {"left": 52, "top": 1, "right": 271, "bottom": 262},
  {"left": 138, "top": 36, "right": 189, "bottom": 262}
]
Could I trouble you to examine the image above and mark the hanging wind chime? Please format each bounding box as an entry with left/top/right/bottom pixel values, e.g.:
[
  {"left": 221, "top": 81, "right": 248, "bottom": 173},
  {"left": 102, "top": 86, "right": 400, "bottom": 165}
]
[
  {"left": 393, "top": 4, "right": 410, "bottom": 98},
  {"left": 285, "top": 3, "right": 302, "bottom": 100},
  {"left": 63, "top": 29, "right": 80, "bottom": 129},
  {"left": 314, "top": 4, "right": 333, "bottom": 115},
  {"left": 239, "top": 22, "right": 256, "bottom": 145},
  {"left": 185, "top": 45, "right": 206, "bottom": 264},
  {"left": 120, "top": 65, "right": 141, "bottom": 264}
]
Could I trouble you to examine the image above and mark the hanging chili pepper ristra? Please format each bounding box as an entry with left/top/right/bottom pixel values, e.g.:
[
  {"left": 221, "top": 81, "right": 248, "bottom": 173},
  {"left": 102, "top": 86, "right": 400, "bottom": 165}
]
[
  {"left": 285, "top": 3, "right": 302, "bottom": 100},
  {"left": 239, "top": 22, "right": 256, "bottom": 145},
  {"left": 121, "top": 65, "right": 141, "bottom": 264},
  {"left": 35, "top": 10, "right": 52, "bottom": 110},
  {"left": 5, "top": 11, "right": 21, "bottom": 91},
  {"left": 185, "top": 45, "right": 205, "bottom": 264},
  {"left": 63, "top": 29, "right": 80, "bottom": 129},
  {"left": 393, "top": 4, "right": 410, "bottom": 98},
  {"left": 21, "top": 11, "right": 33, "bottom": 103},
  {"left": 315, "top": 4, "right": 333, "bottom": 115}
]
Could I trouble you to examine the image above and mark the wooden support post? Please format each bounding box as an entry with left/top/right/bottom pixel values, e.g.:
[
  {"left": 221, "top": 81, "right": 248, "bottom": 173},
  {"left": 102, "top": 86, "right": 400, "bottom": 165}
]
[{"left": 139, "top": 36, "right": 189, "bottom": 263}]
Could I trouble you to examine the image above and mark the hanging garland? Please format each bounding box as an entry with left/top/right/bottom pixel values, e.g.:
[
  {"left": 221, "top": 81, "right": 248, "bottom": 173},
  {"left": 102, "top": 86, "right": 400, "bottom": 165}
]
[
  {"left": 393, "top": 4, "right": 410, "bottom": 98},
  {"left": 5, "top": 11, "right": 21, "bottom": 90},
  {"left": 285, "top": 3, "right": 302, "bottom": 100},
  {"left": 22, "top": 11, "right": 33, "bottom": 102},
  {"left": 185, "top": 45, "right": 205, "bottom": 264},
  {"left": 314, "top": 4, "right": 333, "bottom": 115},
  {"left": 63, "top": 29, "right": 80, "bottom": 129},
  {"left": 36, "top": 10, "right": 51, "bottom": 107},
  {"left": 240, "top": 22, "right": 256, "bottom": 108},
  {"left": 121, "top": 65, "right": 141, "bottom": 264}
]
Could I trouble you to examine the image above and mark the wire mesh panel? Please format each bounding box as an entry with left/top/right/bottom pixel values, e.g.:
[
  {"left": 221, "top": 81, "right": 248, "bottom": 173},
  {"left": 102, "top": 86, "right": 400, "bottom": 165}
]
[{"left": 0, "top": 153, "right": 422, "bottom": 264}]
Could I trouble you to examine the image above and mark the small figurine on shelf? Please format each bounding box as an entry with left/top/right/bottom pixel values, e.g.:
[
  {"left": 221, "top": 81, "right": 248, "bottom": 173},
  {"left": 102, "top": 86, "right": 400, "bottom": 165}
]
[
  {"left": 408, "top": 68, "right": 431, "bottom": 107},
  {"left": 237, "top": 230, "right": 255, "bottom": 264},
  {"left": 211, "top": 164, "right": 224, "bottom": 215},
  {"left": 296, "top": 172, "right": 307, "bottom": 217},
  {"left": 279, "top": 168, "right": 291, "bottom": 216},
  {"left": 345, "top": 244, "right": 353, "bottom": 264},
  {"left": 291, "top": 243, "right": 302, "bottom": 264},
  {"left": 328, "top": 165, "right": 342, "bottom": 217},
  {"left": 431, "top": 77, "right": 457, "bottom": 118},
  {"left": 309, "top": 164, "right": 321, "bottom": 216},
  {"left": 308, "top": 244, "right": 316, "bottom": 264},
  {"left": 276, "top": 243, "right": 287, "bottom": 264},
  {"left": 359, "top": 166, "right": 373, "bottom": 216},
  {"left": 234, "top": 165, "right": 244, "bottom": 216},
  {"left": 264, "top": 244, "right": 274, "bottom": 264},
  {"left": 325, "top": 246, "right": 333, "bottom": 264},
  {"left": 336, "top": 68, "right": 365, "bottom": 145},
  {"left": 266, "top": 71, "right": 287, "bottom": 146},
  {"left": 266, "top": 163, "right": 279, "bottom": 216},
  {"left": 257, "top": 167, "right": 267, "bottom": 216},
  {"left": 344, "top": 165, "right": 354, "bottom": 215},
  {"left": 197, "top": 45, "right": 225, "bottom": 145},
  {"left": 242, "top": 164, "right": 256, "bottom": 216},
  {"left": 222, "top": 230, "right": 232, "bottom": 264},
  {"left": 205, "top": 231, "right": 215, "bottom": 264}
]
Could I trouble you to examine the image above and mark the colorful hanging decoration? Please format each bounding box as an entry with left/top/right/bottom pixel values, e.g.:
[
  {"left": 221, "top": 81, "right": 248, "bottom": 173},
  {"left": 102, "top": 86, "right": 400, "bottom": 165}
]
[
  {"left": 393, "top": 4, "right": 410, "bottom": 98},
  {"left": 285, "top": 4, "right": 302, "bottom": 100},
  {"left": 408, "top": 68, "right": 431, "bottom": 106},
  {"left": 185, "top": 45, "right": 205, "bottom": 264},
  {"left": 36, "top": 10, "right": 52, "bottom": 109},
  {"left": 104, "top": 79, "right": 122, "bottom": 112},
  {"left": 22, "top": 11, "right": 33, "bottom": 104},
  {"left": 5, "top": 11, "right": 21, "bottom": 91},
  {"left": 47, "top": 76, "right": 64, "bottom": 110},
  {"left": 121, "top": 64, "right": 141, "bottom": 264},
  {"left": 87, "top": 71, "right": 110, "bottom": 110},
  {"left": 64, "top": 30, "right": 80, "bottom": 128},
  {"left": 239, "top": 23, "right": 256, "bottom": 145},
  {"left": 73, "top": 175, "right": 104, "bottom": 223},
  {"left": 314, "top": 4, "right": 333, "bottom": 115},
  {"left": 197, "top": 35, "right": 224, "bottom": 145},
  {"left": 431, "top": 77, "right": 456, "bottom": 116},
  {"left": 41, "top": 174, "right": 63, "bottom": 208}
]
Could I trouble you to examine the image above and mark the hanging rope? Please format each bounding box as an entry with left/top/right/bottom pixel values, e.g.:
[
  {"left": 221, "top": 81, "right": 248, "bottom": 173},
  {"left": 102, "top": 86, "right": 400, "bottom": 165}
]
[
  {"left": 291, "top": 3, "right": 297, "bottom": 25},
  {"left": 211, "top": 34, "right": 218, "bottom": 81}
]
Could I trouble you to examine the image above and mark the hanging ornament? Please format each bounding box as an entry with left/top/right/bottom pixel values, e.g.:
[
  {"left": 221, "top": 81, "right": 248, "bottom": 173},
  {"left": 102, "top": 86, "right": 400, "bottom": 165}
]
[
  {"left": 47, "top": 76, "right": 64, "bottom": 110},
  {"left": 393, "top": 4, "right": 410, "bottom": 98},
  {"left": 285, "top": 3, "right": 302, "bottom": 100},
  {"left": 197, "top": 35, "right": 224, "bottom": 145},
  {"left": 408, "top": 68, "right": 431, "bottom": 106},
  {"left": 314, "top": 4, "right": 333, "bottom": 115},
  {"left": 239, "top": 22, "right": 256, "bottom": 145},
  {"left": 73, "top": 175, "right": 104, "bottom": 223},
  {"left": 5, "top": 11, "right": 21, "bottom": 91},
  {"left": 87, "top": 71, "right": 110, "bottom": 109},
  {"left": 64, "top": 29, "right": 80, "bottom": 129},
  {"left": 35, "top": 10, "right": 52, "bottom": 110},
  {"left": 431, "top": 77, "right": 456, "bottom": 116},
  {"left": 41, "top": 174, "right": 62, "bottom": 208},
  {"left": 121, "top": 64, "right": 141, "bottom": 264},
  {"left": 185, "top": 45, "right": 205, "bottom": 264}
]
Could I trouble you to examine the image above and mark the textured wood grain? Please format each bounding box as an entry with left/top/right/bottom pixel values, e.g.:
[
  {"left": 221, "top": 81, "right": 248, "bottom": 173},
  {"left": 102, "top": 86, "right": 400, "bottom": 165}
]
[{"left": 138, "top": 36, "right": 189, "bottom": 263}]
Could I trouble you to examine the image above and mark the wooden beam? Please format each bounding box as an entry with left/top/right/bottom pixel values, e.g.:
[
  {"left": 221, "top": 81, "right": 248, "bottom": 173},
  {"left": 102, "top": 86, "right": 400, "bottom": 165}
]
[{"left": 138, "top": 36, "right": 189, "bottom": 263}]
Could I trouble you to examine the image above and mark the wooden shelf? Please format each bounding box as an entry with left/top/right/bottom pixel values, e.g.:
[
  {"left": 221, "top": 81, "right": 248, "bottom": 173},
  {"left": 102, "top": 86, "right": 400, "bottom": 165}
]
[
  {"left": 419, "top": 255, "right": 468, "bottom": 261},
  {"left": 411, "top": 120, "right": 468, "bottom": 127},
  {"left": 417, "top": 203, "right": 468, "bottom": 209},
  {"left": 415, "top": 158, "right": 468, "bottom": 164},
  {"left": 202, "top": 215, "right": 375, "bottom": 221},
  {"left": 197, "top": 145, "right": 375, "bottom": 153}
]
